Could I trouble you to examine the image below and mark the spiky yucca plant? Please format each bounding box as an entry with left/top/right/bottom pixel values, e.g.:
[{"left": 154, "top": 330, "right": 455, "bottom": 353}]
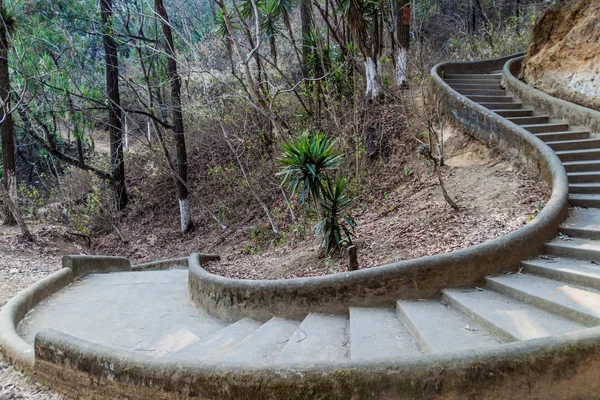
[
  {"left": 279, "top": 132, "right": 344, "bottom": 210},
  {"left": 316, "top": 177, "right": 357, "bottom": 254}
]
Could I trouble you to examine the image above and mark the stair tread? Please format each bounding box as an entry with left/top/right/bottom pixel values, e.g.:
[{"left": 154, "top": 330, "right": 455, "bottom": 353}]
[
  {"left": 523, "top": 256, "right": 600, "bottom": 290},
  {"left": 546, "top": 236, "right": 600, "bottom": 254},
  {"left": 215, "top": 317, "right": 300, "bottom": 363},
  {"left": 547, "top": 138, "right": 600, "bottom": 146},
  {"left": 556, "top": 148, "right": 600, "bottom": 155},
  {"left": 396, "top": 301, "right": 500, "bottom": 353},
  {"left": 562, "top": 208, "right": 600, "bottom": 231},
  {"left": 164, "top": 318, "right": 263, "bottom": 361},
  {"left": 349, "top": 308, "right": 420, "bottom": 361},
  {"left": 276, "top": 313, "right": 349, "bottom": 363},
  {"left": 487, "top": 274, "right": 600, "bottom": 325},
  {"left": 443, "top": 289, "right": 585, "bottom": 341}
]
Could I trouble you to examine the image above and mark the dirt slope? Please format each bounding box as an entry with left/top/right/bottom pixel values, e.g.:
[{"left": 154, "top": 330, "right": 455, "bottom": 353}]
[{"left": 523, "top": 0, "right": 600, "bottom": 111}]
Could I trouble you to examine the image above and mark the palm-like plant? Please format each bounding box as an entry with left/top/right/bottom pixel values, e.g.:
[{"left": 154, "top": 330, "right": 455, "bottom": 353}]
[
  {"left": 279, "top": 132, "right": 344, "bottom": 209},
  {"left": 316, "top": 177, "right": 357, "bottom": 254}
]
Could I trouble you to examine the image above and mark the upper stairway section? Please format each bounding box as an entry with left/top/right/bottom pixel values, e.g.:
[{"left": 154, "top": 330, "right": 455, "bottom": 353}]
[{"left": 189, "top": 54, "right": 571, "bottom": 323}]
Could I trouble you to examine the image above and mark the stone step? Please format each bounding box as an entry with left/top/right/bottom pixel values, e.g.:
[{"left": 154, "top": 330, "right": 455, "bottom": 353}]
[
  {"left": 480, "top": 102, "right": 523, "bottom": 109},
  {"left": 486, "top": 274, "right": 600, "bottom": 326},
  {"left": 522, "top": 123, "right": 570, "bottom": 134},
  {"left": 563, "top": 160, "right": 600, "bottom": 173},
  {"left": 536, "top": 131, "right": 591, "bottom": 142},
  {"left": 276, "top": 313, "right": 349, "bottom": 363},
  {"left": 396, "top": 300, "right": 499, "bottom": 353},
  {"left": 507, "top": 115, "right": 550, "bottom": 125},
  {"left": 560, "top": 208, "right": 600, "bottom": 239},
  {"left": 216, "top": 317, "right": 300, "bottom": 363},
  {"left": 467, "top": 95, "right": 514, "bottom": 103},
  {"left": 442, "top": 289, "right": 585, "bottom": 342},
  {"left": 548, "top": 139, "right": 600, "bottom": 152},
  {"left": 444, "top": 73, "right": 502, "bottom": 80},
  {"left": 457, "top": 89, "right": 507, "bottom": 96},
  {"left": 557, "top": 149, "right": 600, "bottom": 162},
  {"left": 449, "top": 83, "right": 503, "bottom": 90},
  {"left": 570, "top": 183, "right": 600, "bottom": 194},
  {"left": 522, "top": 257, "right": 600, "bottom": 291},
  {"left": 492, "top": 108, "right": 533, "bottom": 117},
  {"left": 164, "top": 318, "right": 263, "bottom": 361},
  {"left": 569, "top": 193, "right": 600, "bottom": 208},
  {"left": 545, "top": 237, "right": 600, "bottom": 261},
  {"left": 349, "top": 307, "right": 420, "bottom": 361},
  {"left": 446, "top": 79, "right": 502, "bottom": 85},
  {"left": 568, "top": 171, "right": 600, "bottom": 184}
]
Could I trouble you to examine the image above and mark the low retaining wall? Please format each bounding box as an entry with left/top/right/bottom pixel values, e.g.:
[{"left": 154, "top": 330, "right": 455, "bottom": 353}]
[
  {"left": 188, "top": 53, "right": 569, "bottom": 322},
  {"left": 504, "top": 56, "right": 600, "bottom": 133},
  {"left": 32, "top": 327, "right": 600, "bottom": 400}
]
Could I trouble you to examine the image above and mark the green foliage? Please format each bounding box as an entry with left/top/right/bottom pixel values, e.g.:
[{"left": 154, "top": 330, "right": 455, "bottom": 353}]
[
  {"left": 18, "top": 185, "right": 44, "bottom": 218},
  {"left": 279, "top": 132, "right": 344, "bottom": 205},
  {"left": 315, "top": 177, "right": 357, "bottom": 254}
]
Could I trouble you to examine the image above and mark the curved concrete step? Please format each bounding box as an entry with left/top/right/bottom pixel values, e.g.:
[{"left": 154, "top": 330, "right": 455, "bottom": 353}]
[
  {"left": 547, "top": 234, "right": 600, "bottom": 255},
  {"left": 446, "top": 79, "right": 501, "bottom": 85},
  {"left": 522, "top": 256, "right": 600, "bottom": 291},
  {"left": 507, "top": 115, "right": 549, "bottom": 125},
  {"left": 486, "top": 274, "right": 600, "bottom": 326},
  {"left": 570, "top": 183, "right": 600, "bottom": 194},
  {"left": 467, "top": 95, "right": 514, "bottom": 103},
  {"left": 165, "top": 318, "right": 263, "bottom": 361},
  {"left": 568, "top": 171, "right": 600, "bottom": 184},
  {"left": 444, "top": 73, "right": 502, "bottom": 80},
  {"left": 492, "top": 108, "right": 533, "bottom": 117},
  {"left": 557, "top": 149, "right": 600, "bottom": 162},
  {"left": 549, "top": 139, "right": 600, "bottom": 151},
  {"left": 449, "top": 83, "right": 503, "bottom": 90},
  {"left": 569, "top": 193, "right": 600, "bottom": 208},
  {"left": 349, "top": 308, "right": 420, "bottom": 361},
  {"left": 537, "top": 131, "right": 591, "bottom": 142},
  {"left": 457, "top": 89, "right": 507, "bottom": 96},
  {"left": 560, "top": 208, "right": 600, "bottom": 238},
  {"left": 215, "top": 317, "right": 300, "bottom": 363},
  {"left": 480, "top": 102, "right": 523, "bottom": 109},
  {"left": 523, "top": 123, "right": 570, "bottom": 134},
  {"left": 442, "top": 289, "right": 586, "bottom": 342},
  {"left": 544, "top": 237, "right": 600, "bottom": 261},
  {"left": 396, "top": 300, "right": 500, "bottom": 353},
  {"left": 563, "top": 160, "right": 600, "bottom": 173},
  {"left": 276, "top": 313, "right": 349, "bottom": 363}
]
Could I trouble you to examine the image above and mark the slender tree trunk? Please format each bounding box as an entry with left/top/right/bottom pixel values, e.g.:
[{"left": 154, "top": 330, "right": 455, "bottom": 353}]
[
  {"left": 100, "top": 0, "right": 127, "bottom": 211},
  {"left": 155, "top": 0, "right": 192, "bottom": 233},
  {"left": 396, "top": 4, "right": 410, "bottom": 88},
  {"left": 0, "top": 0, "right": 16, "bottom": 225},
  {"left": 300, "top": 0, "right": 312, "bottom": 79}
]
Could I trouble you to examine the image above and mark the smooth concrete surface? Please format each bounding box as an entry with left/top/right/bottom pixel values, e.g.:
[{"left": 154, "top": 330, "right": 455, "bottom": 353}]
[
  {"left": 18, "top": 269, "right": 227, "bottom": 358},
  {"left": 487, "top": 274, "right": 600, "bottom": 326},
  {"left": 349, "top": 308, "right": 420, "bottom": 361},
  {"left": 523, "top": 256, "right": 600, "bottom": 290},
  {"left": 442, "top": 288, "right": 585, "bottom": 342},
  {"left": 276, "top": 313, "right": 349, "bottom": 363},
  {"left": 396, "top": 300, "right": 500, "bottom": 353}
]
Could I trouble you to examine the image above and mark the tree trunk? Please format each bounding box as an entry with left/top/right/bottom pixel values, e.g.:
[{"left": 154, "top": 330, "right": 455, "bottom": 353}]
[
  {"left": 300, "top": 0, "right": 312, "bottom": 78},
  {"left": 155, "top": 0, "right": 192, "bottom": 233},
  {"left": 100, "top": 0, "right": 128, "bottom": 211},
  {"left": 0, "top": 0, "right": 16, "bottom": 225},
  {"left": 396, "top": 5, "right": 410, "bottom": 88},
  {"left": 364, "top": 57, "right": 378, "bottom": 100}
]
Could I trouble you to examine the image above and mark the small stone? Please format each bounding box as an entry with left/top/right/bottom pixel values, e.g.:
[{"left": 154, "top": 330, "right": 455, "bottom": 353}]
[{"left": 9, "top": 268, "right": 19, "bottom": 274}]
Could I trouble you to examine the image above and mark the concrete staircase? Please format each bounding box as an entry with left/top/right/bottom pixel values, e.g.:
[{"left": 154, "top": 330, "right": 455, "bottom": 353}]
[{"left": 18, "top": 72, "right": 600, "bottom": 366}]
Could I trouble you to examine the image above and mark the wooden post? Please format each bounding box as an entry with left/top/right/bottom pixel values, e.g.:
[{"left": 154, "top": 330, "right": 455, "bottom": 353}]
[{"left": 348, "top": 245, "right": 358, "bottom": 271}]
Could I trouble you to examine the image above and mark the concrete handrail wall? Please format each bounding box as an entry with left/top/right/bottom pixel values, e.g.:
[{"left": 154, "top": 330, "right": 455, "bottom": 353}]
[
  {"left": 504, "top": 56, "right": 600, "bottom": 133},
  {"left": 32, "top": 326, "right": 600, "bottom": 399},
  {"left": 189, "top": 52, "right": 569, "bottom": 322},
  {"left": 0, "top": 255, "right": 130, "bottom": 371}
]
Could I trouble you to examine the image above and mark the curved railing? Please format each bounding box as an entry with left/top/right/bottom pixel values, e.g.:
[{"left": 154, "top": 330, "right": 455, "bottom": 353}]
[{"left": 188, "top": 52, "right": 569, "bottom": 322}]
